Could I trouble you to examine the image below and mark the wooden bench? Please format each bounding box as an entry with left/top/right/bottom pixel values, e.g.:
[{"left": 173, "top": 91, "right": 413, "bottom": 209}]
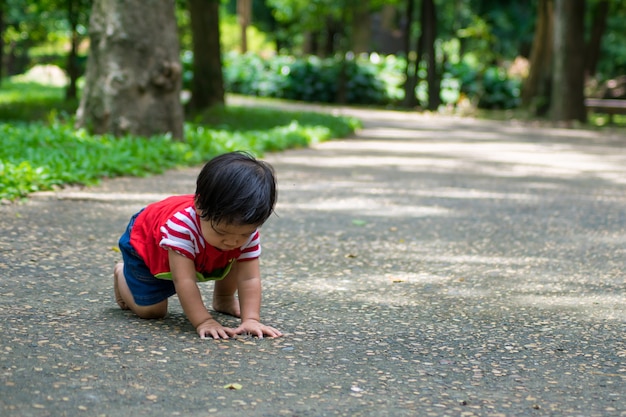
[{"left": 585, "top": 98, "right": 626, "bottom": 123}]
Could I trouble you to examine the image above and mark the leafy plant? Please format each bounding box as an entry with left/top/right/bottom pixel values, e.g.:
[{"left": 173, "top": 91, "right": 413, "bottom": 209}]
[
  {"left": 0, "top": 81, "right": 360, "bottom": 202},
  {"left": 478, "top": 66, "right": 521, "bottom": 109},
  {"left": 220, "top": 51, "right": 522, "bottom": 109},
  {"left": 223, "top": 52, "right": 391, "bottom": 105}
]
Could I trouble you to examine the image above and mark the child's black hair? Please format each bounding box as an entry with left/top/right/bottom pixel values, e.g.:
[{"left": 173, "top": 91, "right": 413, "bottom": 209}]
[{"left": 195, "top": 151, "right": 277, "bottom": 226}]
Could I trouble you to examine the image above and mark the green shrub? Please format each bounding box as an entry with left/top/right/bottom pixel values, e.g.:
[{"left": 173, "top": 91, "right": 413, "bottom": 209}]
[
  {"left": 0, "top": 95, "right": 360, "bottom": 201},
  {"left": 0, "top": 76, "right": 361, "bottom": 201},
  {"left": 479, "top": 66, "right": 521, "bottom": 109},
  {"left": 223, "top": 52, "right": 390, "bottom": 105},
  {"left": 222, "top": 52, "right": 292, "bottom": 97},
  {"left": 446, "top": 61, "right": 521, "bottom": 109},
  {"left": 219, "top": 52, "right": 522, "bottom": 109},
  {"left": 0, "top": 78, "right": 78, "bottom": 121},
  {"left": 368, "top": 54, "right": 405, "bottom": 103},
  {"left": 282, "top": 56, "right": 337, "bottom": 102}
]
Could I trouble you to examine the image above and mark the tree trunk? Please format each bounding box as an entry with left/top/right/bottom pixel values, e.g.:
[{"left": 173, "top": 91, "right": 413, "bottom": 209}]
[
  {"left": 335, "top": 3, "right": 349, "bottom": 104},
  {"left": 0, "top": 3, "right": 4, "bottom": 83},
  {"left": 76, "top": 0, "right": 183, "bottom": 139},
  {"left": 521, "top": 0, "right": 554, "bottom": 115},
  {"left": 402, "top": 0, "right": 418, "bottom": 108},
  {"left": 323, "top": 17, "right": 340, "bottom": 57},
  {"left": 188, "top": 0, "right": 225, "bottom": 111},
  {"left": 65, "top": 0, "right": 81, "bottom": 101},
  {"left": 585, "top": 0, "right": 609, "bottom": 77},
  {"left": 237, "top": 0, "right": 251, "bottom": 53},
  {"left": 551, "top": 0, "right": 586, "bottom": 123},
  {"left": 421, "top": 0, "right": 440, "bottom": 111},
  {"left": 303, "top": 31, "right": 317, "bottom": 55},
  {"left": 351, "top": 0, "right": 370, "bottom": 54}
]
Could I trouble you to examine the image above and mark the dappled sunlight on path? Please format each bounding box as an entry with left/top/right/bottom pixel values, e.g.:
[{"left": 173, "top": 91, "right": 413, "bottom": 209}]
[
  {"left": 261, "top": 106, "right": 626, "bottom": 327},
  {"left": 7, "top": 102, "right": 624, "bottom": 417}
]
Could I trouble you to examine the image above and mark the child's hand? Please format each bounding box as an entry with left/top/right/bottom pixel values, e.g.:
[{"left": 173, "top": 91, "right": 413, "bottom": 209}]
[
  {"left": 196, "top": 318, "right": 235, "bottom": 339},
  {"left": 233, "top": 319, "right": 283, "bottom": 339}
]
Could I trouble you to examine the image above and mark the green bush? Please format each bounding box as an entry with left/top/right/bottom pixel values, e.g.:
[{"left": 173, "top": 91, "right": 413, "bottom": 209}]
[
  {"left": 219, "top": 52, "right": 522, "bottom": 109},
  {"left": 223, "top": 52, "right": 390, "bottom": 105},
  {"left": 0, "top": 84, "right": 360, "bottom": 202},
  {"left": 445, "top": 61, "right": 521, "bottom": 109},
  {"left": 479, "top": 66, "right": 521, "bottom": 109},
  {"left": 223, "top": 53, "right": 292, "bottom": 98},
  {"left": 0, "top": 77, "right": 78, "bottom": 121},
  {"left": 0, "top": 113, "right": 358, "bottom": 201},
  {"left": 281, "top": 56, "right": 337, "bottom": 102}
]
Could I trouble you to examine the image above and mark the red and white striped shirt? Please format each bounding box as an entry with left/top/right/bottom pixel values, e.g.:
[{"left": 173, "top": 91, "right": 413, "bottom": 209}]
[{"left": 130, "top": 195, "right": 260, "bottom": 281}]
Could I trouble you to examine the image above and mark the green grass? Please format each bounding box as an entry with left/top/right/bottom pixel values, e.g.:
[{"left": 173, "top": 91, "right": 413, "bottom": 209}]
[
  {"left": 199, "top": 104, "right": 357, "bottom": 136},
  {"left": 0, "top": 78, "right": 78, "bottom": 122},
  {"left": 0, "top": 79, "right": 361, "bottom": 201}
]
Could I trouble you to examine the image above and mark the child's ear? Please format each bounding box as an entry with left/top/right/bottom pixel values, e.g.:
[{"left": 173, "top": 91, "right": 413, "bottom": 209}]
[{"left": 194, "top": 197, "right": 203, "bottom": 216}]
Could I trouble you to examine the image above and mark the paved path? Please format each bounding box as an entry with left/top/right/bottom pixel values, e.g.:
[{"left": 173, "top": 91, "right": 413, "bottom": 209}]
[{"left": 1, "top": 105, "right": 625, "bottom": 417}]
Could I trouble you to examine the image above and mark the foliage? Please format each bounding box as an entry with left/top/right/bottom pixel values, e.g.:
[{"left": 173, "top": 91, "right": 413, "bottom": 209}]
[
  {"left": 464, "top": 0, "right": 535, "bottom": 60},
  {"left": 0, "top": 77, "right": 78, "bottom": 121},
  {"left": 219, "top": 13, "right": 275, "bottom": 53},
  {"left": 1, "top": 0, "right": 90, "bottom": 76},
  {"left": 0, "top": 80, "right": 360, "bottom": 201},
  {"left": 220, "top": 51, "right": 522, "bottom": 109},
  {"left": 597, "top": 3, "right": 626, "bottom": 77},
  {"left": 219, "top": 53, "right": 293, "bottom": 97},
  {"left": 267, "top": 0, "right": 340, "bottom": 34},
  {"left": 479, "top": 66, "right": 521, "bottom": 109},
  {"left": 222, "top": 52, "right": 391, "bottom": 105},
  {"left": 445, "top": 60, "right": 521, "bottom": 109},
  {"left": 176, "top": 2, "right": 274, "bottom": 58}
]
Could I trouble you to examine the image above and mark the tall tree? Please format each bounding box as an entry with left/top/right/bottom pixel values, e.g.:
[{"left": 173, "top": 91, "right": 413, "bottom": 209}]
[
  {"left": 76, "top": 0, "right": 183, "bottom": 138},
  {"left": 550, "top": 0, "right": 586, "bottom": 122},
  {"left": 521, "top": 0, "right": 554, "bottom": 115},
  {"left": 585, "top": 0, "right": 609, "bottom": 77},
  {"left": 402, "top": 0, "right": 418, "bottom": 108},
  {"left": 0, "top": 1, "right": 5, "bottom": 83},
  {"left": 351, "top": 0, "right": 370, "bottom": 54},
  {"left": 237, "top": 0, "right": 251, "bottom": 53},
  {"left": 420, "top": 0, "right": 440, "bottom": 111},
  {"left": 188, "top": 0, "right": 224, "bottom": 110},
  {"left": 401, "top": 0, "right": 440, "bottom": 110},
  {"left": 64, "top": 0, "right": 90, "bottom": 101},
  {"left": 335, "top": 1, "right": 349, "bottom": 104}
]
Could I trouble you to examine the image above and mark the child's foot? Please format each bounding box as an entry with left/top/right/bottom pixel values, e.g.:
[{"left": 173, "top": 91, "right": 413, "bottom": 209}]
[
  {"left": 113, "top": 263, "right": 129, "bottom": 310},
  {"left": 212, "top": 295, "right": 240, "bottom": 317}
]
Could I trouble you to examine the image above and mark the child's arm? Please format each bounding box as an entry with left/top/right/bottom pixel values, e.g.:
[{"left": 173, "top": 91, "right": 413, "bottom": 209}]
[
  {"left": 168, "top": 250, "right": 235, "bottom": 339},
  {"left": 233, "top": 259, "right": 283, "bottom": 338}
]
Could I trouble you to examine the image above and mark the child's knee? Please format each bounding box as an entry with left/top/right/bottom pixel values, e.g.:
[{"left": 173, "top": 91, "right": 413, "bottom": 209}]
[{"left": 133, "top": 302, "right": 168, "bottom": 319}]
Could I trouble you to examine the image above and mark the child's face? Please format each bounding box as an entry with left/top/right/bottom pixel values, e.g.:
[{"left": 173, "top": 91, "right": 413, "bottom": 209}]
[{"left": 200, "top": 220, "right": 257, "bottom": 251}]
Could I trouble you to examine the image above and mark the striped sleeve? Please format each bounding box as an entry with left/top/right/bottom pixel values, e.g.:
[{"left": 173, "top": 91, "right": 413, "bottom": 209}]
[
  {"left": 159, "top": 208, "right": 204, "bottom": 260},
  {"left": 237, "top": 230, "right": 261, "bottom": 261}
]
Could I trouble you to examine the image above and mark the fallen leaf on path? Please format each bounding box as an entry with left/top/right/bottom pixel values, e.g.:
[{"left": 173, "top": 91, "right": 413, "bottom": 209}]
[{"left": 223, "top": 383, "right": 242, "bottom": 390}]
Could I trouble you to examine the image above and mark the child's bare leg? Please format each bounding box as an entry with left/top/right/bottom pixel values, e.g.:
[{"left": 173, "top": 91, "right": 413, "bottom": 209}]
[
  {"left": 113, "top": 262, "right": 129, "bottom": 310},
  {"left": 114, "top": 263, "right": 168, "bottom": 319},
  {"left": 213, "top": 262, "right": 240, "bottom": 317}
]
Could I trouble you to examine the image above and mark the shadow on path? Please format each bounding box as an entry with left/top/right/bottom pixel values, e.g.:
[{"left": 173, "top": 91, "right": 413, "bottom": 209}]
[{"left": 1, "top": 102, "right": 624, "bottom": 417}]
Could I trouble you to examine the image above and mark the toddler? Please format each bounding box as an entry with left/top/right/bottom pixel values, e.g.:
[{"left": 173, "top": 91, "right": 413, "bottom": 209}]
[{"left": 114, "top": 151, "right": 282, "bottom": 339}]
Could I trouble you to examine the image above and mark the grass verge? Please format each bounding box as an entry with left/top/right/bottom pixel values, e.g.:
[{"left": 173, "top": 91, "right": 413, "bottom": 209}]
[{"left": 0, "top": 79, "right": 361, "bottom": 201}]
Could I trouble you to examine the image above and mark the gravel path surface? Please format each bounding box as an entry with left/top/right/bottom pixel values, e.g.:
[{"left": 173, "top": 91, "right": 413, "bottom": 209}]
[{"left": 1, "top": 105, "right": 625, "bottom": 417}]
